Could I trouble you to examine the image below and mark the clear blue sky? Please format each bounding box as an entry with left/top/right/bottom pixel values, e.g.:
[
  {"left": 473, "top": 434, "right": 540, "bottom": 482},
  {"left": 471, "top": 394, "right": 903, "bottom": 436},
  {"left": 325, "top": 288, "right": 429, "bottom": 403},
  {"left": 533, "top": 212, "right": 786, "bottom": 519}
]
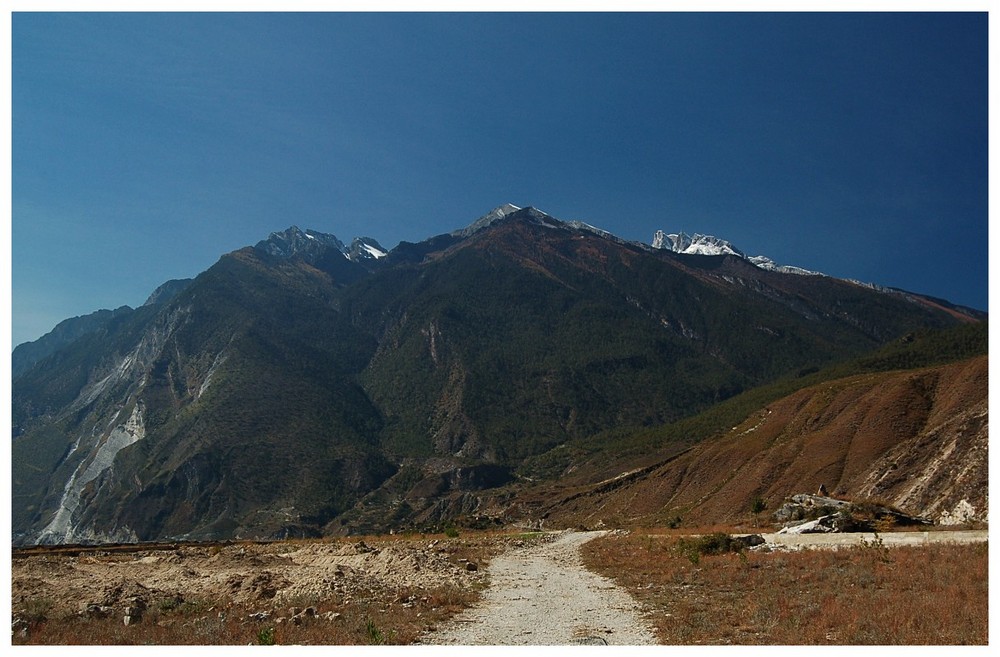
[{"left": 11, "top": 11, "right": 988, "bottom": 346}]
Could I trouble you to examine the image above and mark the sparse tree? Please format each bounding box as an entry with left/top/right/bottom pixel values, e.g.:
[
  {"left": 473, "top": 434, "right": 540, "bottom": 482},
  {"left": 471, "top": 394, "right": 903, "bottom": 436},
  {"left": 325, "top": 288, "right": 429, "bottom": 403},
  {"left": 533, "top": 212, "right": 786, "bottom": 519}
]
[{"left": 750, "top": 496, "right": 767, "bottom": 528}]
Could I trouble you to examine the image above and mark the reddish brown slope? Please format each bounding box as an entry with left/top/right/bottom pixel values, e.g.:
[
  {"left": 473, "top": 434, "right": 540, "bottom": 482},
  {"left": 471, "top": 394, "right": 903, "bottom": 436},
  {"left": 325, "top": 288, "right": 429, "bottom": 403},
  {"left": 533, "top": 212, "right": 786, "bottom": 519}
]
[{"left": 537, "top": 355, "right": 987, "bottom": 528}]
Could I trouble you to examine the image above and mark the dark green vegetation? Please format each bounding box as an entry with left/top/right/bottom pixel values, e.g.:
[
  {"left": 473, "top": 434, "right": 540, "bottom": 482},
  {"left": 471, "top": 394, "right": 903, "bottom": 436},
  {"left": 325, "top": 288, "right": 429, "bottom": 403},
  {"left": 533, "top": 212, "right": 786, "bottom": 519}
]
[
  {"left": 10, "top": 207, "right": 986, "bottom": 544},
  {"left": 523, "top": 320, "right": 988, "bottom": 485}
]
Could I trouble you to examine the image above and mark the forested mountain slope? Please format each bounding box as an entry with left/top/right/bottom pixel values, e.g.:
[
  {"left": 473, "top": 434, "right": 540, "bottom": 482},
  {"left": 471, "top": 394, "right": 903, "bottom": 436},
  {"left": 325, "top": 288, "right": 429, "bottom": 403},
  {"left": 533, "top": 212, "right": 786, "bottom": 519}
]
[{"left": 11, "top": 207, "right": 984, "bottom": 544}]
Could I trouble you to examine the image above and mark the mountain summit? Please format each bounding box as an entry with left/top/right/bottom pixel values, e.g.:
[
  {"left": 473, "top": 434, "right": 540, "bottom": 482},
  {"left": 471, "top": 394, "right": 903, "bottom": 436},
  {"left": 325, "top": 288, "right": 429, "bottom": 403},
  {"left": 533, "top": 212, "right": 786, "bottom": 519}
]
[
  {"left": 452, "top": 203, "right": 522, "bottom": 237},
  {"left": 254, "top": 226, "right": 388, "bottom": 266},
  {"left": 255, "top": 225, "right": 346, "bottom": 259},
  {"left": 453, "top": 203, "right": 566, "bottom": 237}
]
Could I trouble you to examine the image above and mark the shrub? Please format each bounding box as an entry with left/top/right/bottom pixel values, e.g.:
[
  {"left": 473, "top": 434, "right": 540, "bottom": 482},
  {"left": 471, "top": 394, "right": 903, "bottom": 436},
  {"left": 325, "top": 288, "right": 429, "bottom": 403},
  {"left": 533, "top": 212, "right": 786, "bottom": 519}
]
[
  {"left": 257, "top": 626, "right": 276, "bottom": 645},
  {"left": 675, "top": 532, "right": 748, "bottom": 563},
  {"left": 750, "top": 497, "right": 767, "bottom": 527},
  {"left": 365, "top": 618, "right": 385, "bottom": 645},
  {"left": 696, "top": 533, "right": 746, "bottom": 555},
  {"left": 157, "top": 595, "right": 184, "bottom": 613},
  {"left": 857, "top": 531, "right": 892, "bottom": 563},
  {"left": 21, "top": 597, "right": 54, "bottom": 624}
]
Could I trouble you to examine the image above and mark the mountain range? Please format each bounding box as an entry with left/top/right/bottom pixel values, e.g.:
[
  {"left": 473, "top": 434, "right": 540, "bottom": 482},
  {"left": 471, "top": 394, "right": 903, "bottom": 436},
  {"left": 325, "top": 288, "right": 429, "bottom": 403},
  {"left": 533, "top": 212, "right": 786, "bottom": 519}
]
[{"left": 11, "top": 205, "right": 987, "bottom": 544}]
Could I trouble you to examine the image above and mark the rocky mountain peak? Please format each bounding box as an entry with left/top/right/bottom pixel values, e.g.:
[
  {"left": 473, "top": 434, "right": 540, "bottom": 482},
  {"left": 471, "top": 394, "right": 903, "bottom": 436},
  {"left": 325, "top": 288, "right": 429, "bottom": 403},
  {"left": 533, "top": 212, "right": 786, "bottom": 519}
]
[
  {"left": 455, "top": 204, "right": 569, "bottom": 239},
  {"left": 652, "top": 229, "right": 820, "bottom": 276},
  {"left": 453, "top": 203, "right": 523, "bottom": 237},
  {"left": 347, "top": 237, "right": 389, "bottom": 262},
  {"left": 255, "top": 226, "right": 346, "bottom": 260},
  {"left": 652, "top": 230, "right": 746, "bottom": 258}
]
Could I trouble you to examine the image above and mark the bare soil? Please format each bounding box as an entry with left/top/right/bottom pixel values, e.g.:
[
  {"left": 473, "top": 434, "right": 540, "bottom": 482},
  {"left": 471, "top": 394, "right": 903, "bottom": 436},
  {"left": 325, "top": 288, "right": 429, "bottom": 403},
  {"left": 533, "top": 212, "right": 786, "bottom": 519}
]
[{"left": 10, "top": 532, "right": 540, "bottom": 644}]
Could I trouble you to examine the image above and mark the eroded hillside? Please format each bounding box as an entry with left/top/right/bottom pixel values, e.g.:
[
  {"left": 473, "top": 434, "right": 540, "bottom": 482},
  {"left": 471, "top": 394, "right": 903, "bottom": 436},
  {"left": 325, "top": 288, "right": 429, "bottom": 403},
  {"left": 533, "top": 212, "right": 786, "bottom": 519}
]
[{"left": 528, "top": 355, "right": 987, "bottom": 528}]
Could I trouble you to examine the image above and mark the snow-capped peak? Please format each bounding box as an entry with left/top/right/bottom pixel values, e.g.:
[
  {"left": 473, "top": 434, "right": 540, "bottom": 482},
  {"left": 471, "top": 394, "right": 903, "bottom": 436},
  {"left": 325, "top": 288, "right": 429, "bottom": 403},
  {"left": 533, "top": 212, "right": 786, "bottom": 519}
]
[
  {"left": 348, "top": 237, "right": 389, "bottom": 261},
  {"left": 453, "top": 203, "right": 525, "bottom": 237},
  {"left": 652, "top": 230, "right": 746, "bottom": 258},
  {"left": 652, "top": 229, "right": 820, "bottom": 276},
  {"left": 748, "top": 255, "right": 820, "bottom": 276},
  {"left": 567, "top": 220, "right": 612, "bottom": 239},
  {"left": 254, "top": 226, "right": 394, "bottom": 267}
]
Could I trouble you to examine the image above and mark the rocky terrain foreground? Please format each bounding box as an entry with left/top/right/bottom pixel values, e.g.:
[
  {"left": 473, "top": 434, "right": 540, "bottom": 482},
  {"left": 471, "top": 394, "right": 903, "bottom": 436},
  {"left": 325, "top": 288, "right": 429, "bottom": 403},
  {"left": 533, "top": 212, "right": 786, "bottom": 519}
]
[
  {"left": 11, "top": 527, "right": 988, "bottom": 645},
  {"left": 11, "top": 530, "right": 660, "bottom": 645},
  {"left": 11, "top": 532, "right": 515, "bottom": 643}
]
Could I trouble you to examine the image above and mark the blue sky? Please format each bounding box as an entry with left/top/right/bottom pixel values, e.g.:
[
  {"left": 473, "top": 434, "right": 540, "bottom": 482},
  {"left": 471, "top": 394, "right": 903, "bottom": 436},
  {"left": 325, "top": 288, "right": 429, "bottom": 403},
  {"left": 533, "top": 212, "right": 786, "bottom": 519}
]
[{"left": 10, "top": 11, "right": 989, "bottom": 346}]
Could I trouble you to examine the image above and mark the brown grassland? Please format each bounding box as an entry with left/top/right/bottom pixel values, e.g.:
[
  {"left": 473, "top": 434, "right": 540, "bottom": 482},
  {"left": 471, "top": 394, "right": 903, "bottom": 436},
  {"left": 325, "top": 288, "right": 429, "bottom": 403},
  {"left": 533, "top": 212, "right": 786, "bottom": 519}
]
[
  {"left": 581, "top": 532, "right": 988, "bottom": 645},
  {"left": 13, "top": 584, "right": 476, "bottom": 646}
]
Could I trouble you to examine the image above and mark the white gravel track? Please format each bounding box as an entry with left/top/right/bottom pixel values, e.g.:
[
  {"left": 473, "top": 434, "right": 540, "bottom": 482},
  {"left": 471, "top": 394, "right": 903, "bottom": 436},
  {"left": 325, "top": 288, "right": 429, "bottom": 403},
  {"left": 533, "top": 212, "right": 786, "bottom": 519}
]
[
  {"left": 423, "top": 530, "right": 658, "bottom": 646},
  {"left": 761, "top": 529, "right": 988, "bottom": 549}
]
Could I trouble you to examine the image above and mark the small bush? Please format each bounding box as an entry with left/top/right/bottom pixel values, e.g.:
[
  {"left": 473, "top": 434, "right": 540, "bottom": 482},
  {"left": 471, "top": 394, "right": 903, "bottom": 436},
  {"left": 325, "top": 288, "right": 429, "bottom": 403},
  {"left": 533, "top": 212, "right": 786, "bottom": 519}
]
[
  {"left": 21, "top": 597, "right": 54, "bottom": 624},
  {"left": 257, "top": 626, "right": 276, "bottom": 645},
  {"left": 365, "top": 618, "right": 385, "bottom": 645},
  {"left": 175, "top": 598, "right": 214, "bottom": 615},
  {"left": 157, "top": 595, "right": 184, "bottom": 613},
  {"left": 750, "top": 497, "right": 767, "bottom": 527},
  {"left": 677, "top": 533, "right": 746, "bottom": 558},
  {"left": 873, "top": 515, "right": 897, "bottom": 534},
  {"left": 857, "top": 532, "right": 892, "bottom": 563}
]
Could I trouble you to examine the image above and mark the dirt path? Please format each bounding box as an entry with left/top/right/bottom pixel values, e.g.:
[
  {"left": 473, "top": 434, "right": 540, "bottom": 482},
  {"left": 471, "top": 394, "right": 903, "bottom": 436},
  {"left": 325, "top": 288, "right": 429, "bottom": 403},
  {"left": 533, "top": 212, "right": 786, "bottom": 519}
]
[{"left": 422, "top": 530, "right": 658, "bottom": 645}]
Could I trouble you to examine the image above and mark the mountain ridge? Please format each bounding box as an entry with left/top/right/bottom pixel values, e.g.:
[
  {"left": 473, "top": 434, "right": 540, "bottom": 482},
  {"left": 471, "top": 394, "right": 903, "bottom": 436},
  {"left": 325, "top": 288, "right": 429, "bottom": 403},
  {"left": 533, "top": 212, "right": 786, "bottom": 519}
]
[
  {"left": 11, "top": 204, "right": 986, "bottom": 544},
  {"left": 14, "top": 203, "right": 984, "bottom": 354}
]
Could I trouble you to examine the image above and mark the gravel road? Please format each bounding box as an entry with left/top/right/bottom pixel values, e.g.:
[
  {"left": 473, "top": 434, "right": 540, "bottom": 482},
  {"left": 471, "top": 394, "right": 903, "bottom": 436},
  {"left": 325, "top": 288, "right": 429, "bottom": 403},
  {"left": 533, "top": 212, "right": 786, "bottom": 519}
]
[{"left": 423, "top": 530, "right": 658, "bottom": 646}]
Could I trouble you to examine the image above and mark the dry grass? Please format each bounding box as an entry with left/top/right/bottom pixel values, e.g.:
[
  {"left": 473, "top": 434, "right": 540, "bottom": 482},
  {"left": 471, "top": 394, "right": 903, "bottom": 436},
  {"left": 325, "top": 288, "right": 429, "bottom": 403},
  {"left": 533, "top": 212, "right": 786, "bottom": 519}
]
[
  {"left": 12, "top": 585, "right": 479, "bottom": 645},
  {"left": 581, "top": 532, "right": 987, "bottom": 645},
  {"left": 11, "top": 531, "right": 515, "bottom": 646}
]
